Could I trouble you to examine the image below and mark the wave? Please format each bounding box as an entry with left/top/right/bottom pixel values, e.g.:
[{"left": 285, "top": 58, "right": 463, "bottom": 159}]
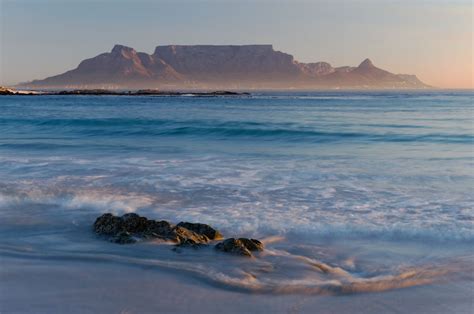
[
  {"left": 0, "top": 118, "right": 472, "bottom": 144},
  {"left": 152, "top": 128, "right": 473, "bottom": 144},
  {"left": 0, "top": 184, "right": 473, "bottom": 243}
]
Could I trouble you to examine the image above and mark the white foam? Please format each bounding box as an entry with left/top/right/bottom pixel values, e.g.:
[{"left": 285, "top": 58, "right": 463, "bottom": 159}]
[{"left": 0, "top": 153, "right": 472, "bottom": 242}]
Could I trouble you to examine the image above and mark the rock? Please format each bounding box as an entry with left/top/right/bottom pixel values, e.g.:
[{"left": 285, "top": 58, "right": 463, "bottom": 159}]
[
  {"left": 215, "top": 238, "right": 252, "bottom": 257},
  {"left": 93, "top": 213, "right": 213, "bottom": 247},
  {"left": 93, "top": 213, "right": 123, "bottom": 235},
  {"left": 93, "top": 213, "right": 174, "bottom": 240},
  {"left": 144, "top": 219, "right": 174, "bottom": 239},
  {"left": 93, "top": 213, "right": 261, "bottom": 257},
  {"left": 238, "top": 238, "right": 264, "bottom": 252},
  {"left": 172, "top": 226, "right": 210, "bottom": 246},
  {"left": 121, "top": 213, "right": 149, "bottom": 233},
  {"left": 176, "top": 222, "right": 223, "bottom": 240},
  {"left": 215, "top": 238, "right": 264, "bottom": 257}
]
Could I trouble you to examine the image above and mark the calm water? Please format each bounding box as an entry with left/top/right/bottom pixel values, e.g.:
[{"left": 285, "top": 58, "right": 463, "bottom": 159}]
[{"left": 0, "top": 91, "right": 473, "bottom": 312}]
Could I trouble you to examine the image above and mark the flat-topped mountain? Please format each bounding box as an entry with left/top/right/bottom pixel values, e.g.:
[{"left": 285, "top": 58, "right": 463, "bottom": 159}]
[{"left": 22, "top": 44, "right": 429, "bottom": 89}]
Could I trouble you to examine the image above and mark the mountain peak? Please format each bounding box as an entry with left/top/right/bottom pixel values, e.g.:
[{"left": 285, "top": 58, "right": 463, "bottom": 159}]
[
  {"left": 358, "top": 58, "right": 375, "bottom": 68},
  {"left": 111, "top": 44, "right": 136, "bottom": 54}
]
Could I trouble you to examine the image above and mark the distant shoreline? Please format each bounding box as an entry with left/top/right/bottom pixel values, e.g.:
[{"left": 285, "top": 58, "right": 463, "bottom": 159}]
[
  {"left": 2, "top": 86, "right": 472, "bottom": 97},
  {"left": 0, "top": 87, "right": 250, "bottom": 97}
]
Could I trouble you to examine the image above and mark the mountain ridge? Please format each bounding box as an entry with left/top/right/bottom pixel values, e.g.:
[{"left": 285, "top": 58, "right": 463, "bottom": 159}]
[{"left": 21, "top": 44, "right": 430, "bottom": 89}]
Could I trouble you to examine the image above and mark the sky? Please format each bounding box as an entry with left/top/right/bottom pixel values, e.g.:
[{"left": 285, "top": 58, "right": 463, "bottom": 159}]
[{"left": 0, "top": 0, "right": 472, "bottom": 88}]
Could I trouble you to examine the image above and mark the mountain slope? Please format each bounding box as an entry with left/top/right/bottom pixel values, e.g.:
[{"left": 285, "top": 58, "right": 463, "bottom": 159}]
[{"left": 23, "top": 44, "right": 430, "bottom": 89}]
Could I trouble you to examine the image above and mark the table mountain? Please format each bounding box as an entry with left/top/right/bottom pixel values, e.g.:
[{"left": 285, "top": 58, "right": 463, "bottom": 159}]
[{"left": 22, "top": 44, "right": 429, "bottom": 89}]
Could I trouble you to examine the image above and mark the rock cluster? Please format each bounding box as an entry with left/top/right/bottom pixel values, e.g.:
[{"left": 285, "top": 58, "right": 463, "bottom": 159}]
[
  {"left": 93, "top": 213, "right": 263, "bottom": 257},
  {"left": 94, "top": 213, "right": 215, "bottom": 246}
]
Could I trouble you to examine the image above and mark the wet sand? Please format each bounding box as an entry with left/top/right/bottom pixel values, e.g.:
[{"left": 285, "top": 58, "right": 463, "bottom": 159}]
[{"left": 1, "top": 255, "right": 472, "bottom": 314}]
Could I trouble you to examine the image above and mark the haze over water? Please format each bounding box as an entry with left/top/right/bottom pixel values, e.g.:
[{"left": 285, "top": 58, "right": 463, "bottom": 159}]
[{"left": 0, "top": 91, "right": 473, "bottom": 313}]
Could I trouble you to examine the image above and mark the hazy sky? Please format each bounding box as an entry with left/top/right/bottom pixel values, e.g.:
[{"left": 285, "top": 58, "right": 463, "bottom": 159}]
[{"left": 1, "top": 0, "right": 472, "bottom": 88}]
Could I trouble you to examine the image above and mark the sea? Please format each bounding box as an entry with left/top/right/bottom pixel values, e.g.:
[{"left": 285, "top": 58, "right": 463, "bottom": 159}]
[{"left": 0, "top": 91, "right": 473, "bottom": 313}]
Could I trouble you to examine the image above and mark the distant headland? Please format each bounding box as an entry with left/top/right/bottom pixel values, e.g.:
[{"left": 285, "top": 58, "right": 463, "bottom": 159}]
[
  {"left": 19, "top": 44, "right": 430, "bottom": 90},
  {"left": 0, "top": 86, "right": 248, "bottom": 97}
]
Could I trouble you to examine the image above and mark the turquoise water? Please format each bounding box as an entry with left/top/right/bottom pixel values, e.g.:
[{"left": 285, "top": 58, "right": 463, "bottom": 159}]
[{"left": 0, "top": 91, "right": 472, "bottom": 242}]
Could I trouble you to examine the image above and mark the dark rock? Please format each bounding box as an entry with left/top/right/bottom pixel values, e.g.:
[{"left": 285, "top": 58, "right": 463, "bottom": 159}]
[
  {"left": 172, "top": 226, "right": 210, "bottom": 246},
  {"left": 93, "top": 213, "right": 214, "bottom": 247},
  {"left": 93, "top": 213, "right": 123, "bottom": 235},
  {"left": 93, "top": 213, "right": 260, "bottom": 256},
  {"left": 121, "top": 213, "right": 149, "bottom": 233},
  {"left": 176, "top": 222, "right": 223, "bottom": 240},
  {"left": 238, "top": 238, "right": 264, "bottom": 252},
  {"left": 215, "top": 238, "right": 264, "bottom": 257},
  {"left": 215, "top": 238, "right": 252, "bottom": 257},
  {"left": 94, "top": 213, "right": 175, "bottom": 242},
  {"left": 145, "top": 220, "right": 174, "bottom": 239}
]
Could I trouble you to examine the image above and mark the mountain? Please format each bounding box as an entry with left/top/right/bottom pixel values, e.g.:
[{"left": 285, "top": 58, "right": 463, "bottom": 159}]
[{"left": 22, "top": 44, "right": 429, "bottom": 89}]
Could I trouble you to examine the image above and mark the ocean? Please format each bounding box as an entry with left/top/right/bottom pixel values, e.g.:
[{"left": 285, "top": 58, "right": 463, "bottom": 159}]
[{"left": 0, "top": 91, "right": 473, "bottom": 313}]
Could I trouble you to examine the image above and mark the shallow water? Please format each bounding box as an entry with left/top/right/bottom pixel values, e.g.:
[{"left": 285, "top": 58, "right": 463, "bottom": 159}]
[{"left": 0, "top": 91, "right": 473, "bottom": 313}]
